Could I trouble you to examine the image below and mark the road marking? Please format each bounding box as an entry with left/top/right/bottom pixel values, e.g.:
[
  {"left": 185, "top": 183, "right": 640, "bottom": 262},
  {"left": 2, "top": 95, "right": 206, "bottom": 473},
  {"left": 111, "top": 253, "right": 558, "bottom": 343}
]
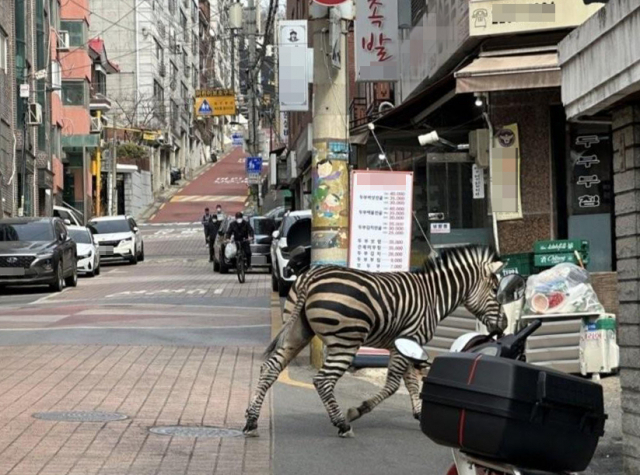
[
  {"left": 170, "top": 195, "right": 247, "bottom": 203},
  {"left": 149, "top": 213, "right": 156, "bottom": 221},
  {"left": 28, "top": 289, "right": 68, "bottom": 305},
  {"left": 105, "top": 288, "right": 209, "bottom": 298},
  {"left": 214, "top": 288, "right": 223, "bottom": 294},
  {"left": 278, "top": 368, "right": 315, "bottom": 390},
  {"left": 159, "top": 203, "right": 166, "bottom": 210}
]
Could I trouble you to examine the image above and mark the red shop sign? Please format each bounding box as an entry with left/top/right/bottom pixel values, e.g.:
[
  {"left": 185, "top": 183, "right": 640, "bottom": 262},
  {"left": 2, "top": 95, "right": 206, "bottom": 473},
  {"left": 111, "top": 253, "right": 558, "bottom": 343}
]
[{"left": 312, "top": 0, "right": 349, "bottom": 6}]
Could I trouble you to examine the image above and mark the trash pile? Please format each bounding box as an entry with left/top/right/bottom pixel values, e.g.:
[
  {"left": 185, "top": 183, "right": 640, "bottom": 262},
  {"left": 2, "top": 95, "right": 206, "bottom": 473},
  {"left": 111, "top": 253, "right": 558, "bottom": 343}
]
[{"left": 524, "top": 263, "right": 605, "bottom": 315}]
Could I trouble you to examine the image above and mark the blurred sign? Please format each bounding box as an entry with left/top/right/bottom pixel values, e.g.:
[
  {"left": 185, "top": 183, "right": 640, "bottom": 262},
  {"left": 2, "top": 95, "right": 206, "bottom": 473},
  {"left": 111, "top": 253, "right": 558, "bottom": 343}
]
[
  {"left": 194, "top": 88, "right": 236, "bottom": 116},
  {"left": 278, "top": 20, "right": 309, "bottom": 111},
  {"left": 232, "top": 132, "right": 243, "bottom": 146},
  {"left": 348, "top": 171, "right": 413, "bottom": 272},
  {"left": 246, "top": 156, "right": 262, "bottom": 175},
  {"left": 355, "top": 0, "right": 399, "bottom": 81},
  {"left": 472, "top": 164, "right": 485, "bottom": 199},
  {"left": 330, "top": 7, "right": 342, "bottom": 69},
  {"left": 313, "top": 0, "right": 348, "bottom": 5}
]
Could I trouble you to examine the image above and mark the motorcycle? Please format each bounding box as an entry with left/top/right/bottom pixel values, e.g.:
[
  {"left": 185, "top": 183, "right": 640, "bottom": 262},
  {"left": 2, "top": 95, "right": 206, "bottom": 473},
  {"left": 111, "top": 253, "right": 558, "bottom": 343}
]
[{"left": 395, "top": 273, "right": 607, "bottom": 475}]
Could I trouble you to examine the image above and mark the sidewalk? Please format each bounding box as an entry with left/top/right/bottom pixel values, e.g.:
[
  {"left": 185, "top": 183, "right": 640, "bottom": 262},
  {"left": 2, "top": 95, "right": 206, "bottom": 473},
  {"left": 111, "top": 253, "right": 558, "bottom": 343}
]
[{"left": 0, "top": 345, "right": 272, "bottom": 475}]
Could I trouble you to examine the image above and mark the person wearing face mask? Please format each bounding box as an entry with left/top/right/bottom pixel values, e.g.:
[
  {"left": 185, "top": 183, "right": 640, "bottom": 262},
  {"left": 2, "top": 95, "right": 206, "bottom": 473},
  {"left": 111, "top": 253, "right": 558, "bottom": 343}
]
[
  {"left": 206, "top": 213, "right": 221, "bottom": 262},
  {"left": 225, "top": 212, "right": 255, "bottom": 269},
  {"left": 215, "top": 205, "right": 224, "bottom": 220},
  {"left": 201, "top": 207, "right": 212, "bottom": 244}
]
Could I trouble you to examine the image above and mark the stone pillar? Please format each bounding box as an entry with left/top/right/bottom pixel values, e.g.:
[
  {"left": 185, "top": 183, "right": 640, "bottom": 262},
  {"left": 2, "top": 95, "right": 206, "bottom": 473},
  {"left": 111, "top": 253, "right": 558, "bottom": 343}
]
[{"left": 612, "top": 103, "right": 640, "bottom": 474}]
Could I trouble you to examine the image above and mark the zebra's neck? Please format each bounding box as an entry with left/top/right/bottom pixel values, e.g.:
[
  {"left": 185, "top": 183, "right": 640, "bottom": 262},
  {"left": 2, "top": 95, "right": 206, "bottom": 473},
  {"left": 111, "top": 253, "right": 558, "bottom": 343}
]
[{"left": 421, "top": 258, "right": 476, "bottom": 324}]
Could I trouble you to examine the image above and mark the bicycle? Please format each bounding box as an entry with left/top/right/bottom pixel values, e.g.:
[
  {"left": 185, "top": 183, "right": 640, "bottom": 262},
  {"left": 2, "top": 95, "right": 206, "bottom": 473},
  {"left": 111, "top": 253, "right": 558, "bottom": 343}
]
[{"left": 234, "top": 238, "right": 251, "bottom": 284}]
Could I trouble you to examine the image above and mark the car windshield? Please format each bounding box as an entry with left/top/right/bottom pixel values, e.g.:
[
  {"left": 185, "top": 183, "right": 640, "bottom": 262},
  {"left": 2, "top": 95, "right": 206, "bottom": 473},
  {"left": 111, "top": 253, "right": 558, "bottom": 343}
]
[
  {"left": 0, "top": 222, "right": 55, "bottom": 242},
  {"left": 88, "top": 219, "right": 131, "bottom": 234},
  {"left": 251, "top": 218, "right": 275, "bottom": 235},
  {"left": 69, "top": 228, "right": 92, "bottom": 244},
  {"left": 282, "top": 215, "right": 309, "bottom": 237}
]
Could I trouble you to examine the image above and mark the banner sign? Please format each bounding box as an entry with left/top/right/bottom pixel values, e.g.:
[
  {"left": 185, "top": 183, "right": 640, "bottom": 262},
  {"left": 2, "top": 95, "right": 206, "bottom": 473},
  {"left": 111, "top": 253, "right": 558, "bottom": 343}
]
[
  {"left": 278, "top": 20, "right": 309, "bottom": 111},
  {"left": 491, "top": 123, "right": 523, "bottom": 221},
  {"left": 354, "top": 0, "right": 399, "bottom": 82},
  {"left": 194, "top": 88, "right": 236, "bottom": 117},
  {"left": 348, "top": 170, "right": 413, "bottom": 272}
]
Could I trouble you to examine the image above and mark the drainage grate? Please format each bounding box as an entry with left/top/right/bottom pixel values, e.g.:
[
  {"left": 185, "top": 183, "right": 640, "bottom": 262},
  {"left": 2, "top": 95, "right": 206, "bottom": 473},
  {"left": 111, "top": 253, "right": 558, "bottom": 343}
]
[
  {"left": 149, "top": 426, "right": 243, "bottom": 438},
  {"left": 32, "top": 411, "right": 128, "bottom": 422}
]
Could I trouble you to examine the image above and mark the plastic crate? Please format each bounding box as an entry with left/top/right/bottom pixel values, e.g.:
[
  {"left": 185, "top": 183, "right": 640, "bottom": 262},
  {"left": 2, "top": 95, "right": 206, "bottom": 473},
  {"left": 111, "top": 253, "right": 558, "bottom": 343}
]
[{"left": 502, "top": 253, "right": 536, "bottom": 277}]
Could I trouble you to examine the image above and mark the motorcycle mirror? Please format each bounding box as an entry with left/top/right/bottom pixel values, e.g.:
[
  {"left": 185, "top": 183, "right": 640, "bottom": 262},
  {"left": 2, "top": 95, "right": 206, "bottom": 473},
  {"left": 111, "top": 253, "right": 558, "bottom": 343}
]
[
  {"left": 394, "top": 338, "right": 430, "bottom": 363},
  {"left": 496, "top": 274, "right": 526, "bottom": 305},
  {"left": 290, "top": 246, "right": 305, "bottom": 259}
]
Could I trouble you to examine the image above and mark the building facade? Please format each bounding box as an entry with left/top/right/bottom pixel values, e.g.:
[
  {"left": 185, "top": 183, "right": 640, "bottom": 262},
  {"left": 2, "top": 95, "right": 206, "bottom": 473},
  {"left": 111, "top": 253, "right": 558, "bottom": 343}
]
[{"left": 0, "top": 0, "right": 16, "bottom": 217}]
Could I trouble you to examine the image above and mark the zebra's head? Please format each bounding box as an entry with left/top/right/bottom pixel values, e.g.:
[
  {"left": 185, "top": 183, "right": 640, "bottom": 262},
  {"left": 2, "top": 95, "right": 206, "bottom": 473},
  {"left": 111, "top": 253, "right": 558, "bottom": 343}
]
[{"left": 462, "top": 246, "right": 506, "bottom": 332}]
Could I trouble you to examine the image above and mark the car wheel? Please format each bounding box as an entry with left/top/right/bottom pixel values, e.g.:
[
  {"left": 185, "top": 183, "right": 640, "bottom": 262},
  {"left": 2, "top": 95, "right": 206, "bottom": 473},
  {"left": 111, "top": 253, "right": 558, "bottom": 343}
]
[
  {"left": 95, "top": 261, "right": 100, "bottom": 275},
  {"left": 213, "top": 258, "right": 220, "bottom": 272},
  {"left": 271, "top": 271, "right": 278, "bottom": 292},
  {"left": 129, "top": 252, "right": 138, "bottom": 265},
  {"left": 139, "top": 243, "right": 145, "bottom": 262},
  {"left": 278, "top": 277, "right": 290, "bottom": 297},
  {"left": 50, "top": 262, "right": 64, "bottom": 292},
  {"left": 65, "top": 263, "right": 78, "bottom": 287}
]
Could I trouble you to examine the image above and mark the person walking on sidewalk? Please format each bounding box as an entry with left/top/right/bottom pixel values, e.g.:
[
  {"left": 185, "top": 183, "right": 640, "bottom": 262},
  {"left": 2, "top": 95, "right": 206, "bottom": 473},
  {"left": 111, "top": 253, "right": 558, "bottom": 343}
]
[
  {"left": 216, "top": 204, "right": 224, "bottom": 221},
  {"left": 225, "top": 212, "right": 255, "bottom": 269},
  {"left": 206, "top": 214, "right": 221, "bottom": 262},
  {"left": 201, "top": 207, "right": 212, "bottom": 244}
]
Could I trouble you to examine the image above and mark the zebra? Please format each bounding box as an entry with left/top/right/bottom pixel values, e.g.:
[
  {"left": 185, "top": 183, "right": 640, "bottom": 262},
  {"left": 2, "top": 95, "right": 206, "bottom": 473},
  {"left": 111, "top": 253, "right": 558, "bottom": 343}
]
[{"left": 243, "top": 244, "right": 506, "bottom": 438}]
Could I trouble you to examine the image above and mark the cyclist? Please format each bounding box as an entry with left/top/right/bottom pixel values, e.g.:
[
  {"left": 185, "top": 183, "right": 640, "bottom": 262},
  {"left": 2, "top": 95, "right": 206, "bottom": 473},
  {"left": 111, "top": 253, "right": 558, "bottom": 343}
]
[{"left": 225, "top": 212, "right": 255, "bottom": 269}]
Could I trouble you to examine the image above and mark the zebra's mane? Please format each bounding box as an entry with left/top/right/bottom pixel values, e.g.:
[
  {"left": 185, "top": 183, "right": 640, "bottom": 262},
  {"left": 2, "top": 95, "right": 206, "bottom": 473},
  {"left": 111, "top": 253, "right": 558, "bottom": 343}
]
[{"left": 418, "top": 244, "right": 498, "bottom": 274}]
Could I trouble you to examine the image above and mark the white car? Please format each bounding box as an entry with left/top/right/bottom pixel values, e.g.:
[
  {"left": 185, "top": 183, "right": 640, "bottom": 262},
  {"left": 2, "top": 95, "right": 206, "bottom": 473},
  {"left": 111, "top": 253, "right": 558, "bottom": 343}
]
[
  {"left": 270, "top": 209, "right": 311, "bottom": 297},
  {"left": 88, "top": 216, "right": 145, "bottom": 265},
  {"left": 67, "top": 225, "right": 100, "bottom": 277},
  {"left": 53, "top": 205, "right": 82, "bottom": 226}
]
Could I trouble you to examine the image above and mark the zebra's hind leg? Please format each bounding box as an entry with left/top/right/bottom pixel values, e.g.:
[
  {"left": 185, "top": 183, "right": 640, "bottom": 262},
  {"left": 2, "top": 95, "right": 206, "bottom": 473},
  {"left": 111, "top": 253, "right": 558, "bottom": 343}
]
[
  {"left": 402, "top": 365, "right": 423, "bottom": 421},
  {"left": 346, "top": 350, "right": 409, "bottom": 423},
  {"left": 243, "top": 318, "right": 313, "bottom": 437},
  {"left": 312, "top": 345, "right": 360, "bottom": 438}
]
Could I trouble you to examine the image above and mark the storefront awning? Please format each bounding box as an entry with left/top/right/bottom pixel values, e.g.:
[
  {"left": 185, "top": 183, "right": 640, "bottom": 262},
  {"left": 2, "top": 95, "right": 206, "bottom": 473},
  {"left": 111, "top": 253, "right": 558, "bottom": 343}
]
[
  {"left": 61, "top": 134, "right": 100, "bottom": 149},
  {"left": 455, "top": 52, "right": 561, "bottom": 93}
]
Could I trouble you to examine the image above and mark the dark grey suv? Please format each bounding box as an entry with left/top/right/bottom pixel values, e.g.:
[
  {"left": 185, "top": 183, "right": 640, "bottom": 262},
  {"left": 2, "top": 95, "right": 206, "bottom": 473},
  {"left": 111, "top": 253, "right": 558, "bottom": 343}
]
[{"left": 0, "top": 217, "right": 78, "bottom": 292}]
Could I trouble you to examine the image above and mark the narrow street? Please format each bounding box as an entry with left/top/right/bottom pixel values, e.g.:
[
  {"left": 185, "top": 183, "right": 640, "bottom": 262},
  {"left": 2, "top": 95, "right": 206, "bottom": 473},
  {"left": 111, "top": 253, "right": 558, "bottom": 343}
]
[{"left": 0, "top": 148, "right": 619, "bottom": 474}]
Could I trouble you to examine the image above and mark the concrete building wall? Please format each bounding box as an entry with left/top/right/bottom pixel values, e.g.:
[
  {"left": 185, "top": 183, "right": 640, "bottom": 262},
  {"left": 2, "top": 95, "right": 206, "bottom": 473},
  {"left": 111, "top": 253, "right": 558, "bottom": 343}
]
[
  {"left": 0, "top": 0, "right": 16, "bottom": 217},
  {"left": 124, "top": 170, "right": 153, "bottom": 218},
  {"left": 490, "top": 89, "right": 559, "bottom": 254}
]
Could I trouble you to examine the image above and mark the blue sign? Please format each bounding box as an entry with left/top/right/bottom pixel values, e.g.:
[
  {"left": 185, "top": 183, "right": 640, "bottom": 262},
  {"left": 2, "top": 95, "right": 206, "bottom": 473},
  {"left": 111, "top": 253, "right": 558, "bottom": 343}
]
[
  {"left": 232, "top": 133, "right": 243, "bottom": 146},
  {"left": 245, "top": 157, "right": 262, "bottom": 174},
  {"left": 198, "top": 99, "right": 213, "bottom": 115}
]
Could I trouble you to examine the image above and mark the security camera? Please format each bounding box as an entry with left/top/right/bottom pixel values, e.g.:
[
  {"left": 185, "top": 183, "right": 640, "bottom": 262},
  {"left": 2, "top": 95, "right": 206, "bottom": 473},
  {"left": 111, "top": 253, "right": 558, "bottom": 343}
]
[{"left": 418, "top": 130, "right": 439, "bottom": 147}]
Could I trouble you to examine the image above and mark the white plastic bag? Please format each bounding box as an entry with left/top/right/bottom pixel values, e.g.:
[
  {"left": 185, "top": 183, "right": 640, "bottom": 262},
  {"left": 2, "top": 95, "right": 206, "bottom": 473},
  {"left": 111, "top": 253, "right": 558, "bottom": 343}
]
[
  {"left": 524, "top": 263, "right": 605, "bottom": 315},
  {"left": 225, "top": 242, "right": 237, "bottom": 260}
]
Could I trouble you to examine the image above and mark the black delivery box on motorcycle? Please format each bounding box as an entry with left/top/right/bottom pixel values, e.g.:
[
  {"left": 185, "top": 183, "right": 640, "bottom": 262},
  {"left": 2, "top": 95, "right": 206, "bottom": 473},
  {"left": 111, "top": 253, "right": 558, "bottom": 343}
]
[{"left": 420, "top": 353, "right": 606, "bottom": 473}]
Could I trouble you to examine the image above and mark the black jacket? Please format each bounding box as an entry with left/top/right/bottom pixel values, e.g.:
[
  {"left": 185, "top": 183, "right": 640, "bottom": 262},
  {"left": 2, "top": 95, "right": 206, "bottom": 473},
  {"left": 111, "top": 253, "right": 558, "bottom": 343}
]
[
  {"left": 206, "top": 217, "right": 221, "bottom": 237},
  {"left": 225, "top": 220, "right": 254, "bottom": 241}
]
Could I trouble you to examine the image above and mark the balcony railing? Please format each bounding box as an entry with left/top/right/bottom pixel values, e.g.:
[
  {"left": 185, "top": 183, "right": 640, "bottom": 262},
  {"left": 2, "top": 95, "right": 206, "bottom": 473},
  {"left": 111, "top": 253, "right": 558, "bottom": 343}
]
[{"left": 349, "top": 97, "right": 367, "bottom": 129}]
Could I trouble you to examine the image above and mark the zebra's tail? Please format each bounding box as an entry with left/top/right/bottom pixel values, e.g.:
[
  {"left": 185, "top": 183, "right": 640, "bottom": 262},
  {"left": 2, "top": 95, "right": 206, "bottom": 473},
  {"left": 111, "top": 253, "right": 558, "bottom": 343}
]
[{"left": 262, "top": 281, "right": 309, "bottom": 360}]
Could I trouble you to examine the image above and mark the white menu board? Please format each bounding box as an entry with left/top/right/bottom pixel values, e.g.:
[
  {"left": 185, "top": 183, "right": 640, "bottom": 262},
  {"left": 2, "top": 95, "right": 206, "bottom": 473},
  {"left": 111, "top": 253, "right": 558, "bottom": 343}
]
[{"left": 348, "top": 170, "right": 414, "bottom": 272}]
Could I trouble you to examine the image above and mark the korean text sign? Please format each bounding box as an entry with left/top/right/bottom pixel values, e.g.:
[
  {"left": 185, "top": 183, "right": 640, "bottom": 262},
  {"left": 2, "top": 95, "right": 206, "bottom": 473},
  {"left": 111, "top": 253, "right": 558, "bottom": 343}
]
[
  {"left": 348, "top": 171, "right": 413, "bottom": 272},
  {"left": 354, "top": 0, "right": 399, "bottom": 82}
]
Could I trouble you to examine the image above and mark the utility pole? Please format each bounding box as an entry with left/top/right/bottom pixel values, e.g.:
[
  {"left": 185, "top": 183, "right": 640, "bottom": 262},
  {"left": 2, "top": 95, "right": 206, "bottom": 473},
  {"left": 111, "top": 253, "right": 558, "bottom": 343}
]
[
  {"left": 95, "top": 110, "right": 102, "bottom": 216},
  {"left": 245, "top": 0, "right": 262, "bottom": 214},
  {"left": 108, "top": 118, "right": 117, "bottom": 215},
  {"left": 18, "top": 82, "right": 29, "bottom": 217},
  {"left": 309, "top": 9, "right": 350, "bottom": 368}
]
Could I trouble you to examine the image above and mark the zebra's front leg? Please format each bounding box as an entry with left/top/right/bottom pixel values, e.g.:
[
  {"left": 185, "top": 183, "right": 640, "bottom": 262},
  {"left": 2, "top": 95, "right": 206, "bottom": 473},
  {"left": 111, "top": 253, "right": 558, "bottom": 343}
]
[
  {"left": 243, "top": 354, "right": 286, "bottom": 437},
  {"left": 402, "top": 365, "right": 424, "bottom": 421},
  {"left": 347, "top": 350, "right": 409, "bottom": 423},
  {"left": 312, "top": 345, "right": 359, "bottom": 438}
]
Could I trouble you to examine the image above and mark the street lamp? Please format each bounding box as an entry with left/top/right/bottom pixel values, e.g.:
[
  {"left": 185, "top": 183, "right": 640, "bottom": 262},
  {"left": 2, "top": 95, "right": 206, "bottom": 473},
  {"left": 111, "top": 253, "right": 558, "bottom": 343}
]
[{"left": 417, "top": 130, "right": 469, "bottom": 151}]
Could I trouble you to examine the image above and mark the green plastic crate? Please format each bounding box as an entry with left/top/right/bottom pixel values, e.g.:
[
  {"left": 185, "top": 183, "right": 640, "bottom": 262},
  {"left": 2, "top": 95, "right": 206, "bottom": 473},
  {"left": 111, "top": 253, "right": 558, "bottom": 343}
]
[{"left": 502, "top": 253, "right": 536, "bottom": 277}]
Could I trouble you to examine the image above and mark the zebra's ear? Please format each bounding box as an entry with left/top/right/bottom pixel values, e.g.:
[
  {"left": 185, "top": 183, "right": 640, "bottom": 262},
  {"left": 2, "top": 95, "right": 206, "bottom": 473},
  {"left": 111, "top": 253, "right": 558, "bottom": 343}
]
[{"left": 486, "top": 261, "right": 505, "bottom": 276}]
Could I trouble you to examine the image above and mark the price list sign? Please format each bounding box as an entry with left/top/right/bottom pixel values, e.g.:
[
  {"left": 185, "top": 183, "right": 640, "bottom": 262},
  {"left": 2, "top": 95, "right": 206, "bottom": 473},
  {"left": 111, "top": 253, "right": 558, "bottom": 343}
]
[{"left": 348, "top": 171, "right": 413, "bottom": 272}]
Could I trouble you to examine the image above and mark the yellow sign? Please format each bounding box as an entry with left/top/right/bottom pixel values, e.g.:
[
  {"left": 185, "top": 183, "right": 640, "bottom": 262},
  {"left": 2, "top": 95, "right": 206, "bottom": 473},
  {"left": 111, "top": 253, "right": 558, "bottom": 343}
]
[
  {"left": 142, "top": 132, "right": 158, "bottom": 141},
  {"left": 194, "top": 89, "right": 236, "bottom": 117},
  {"left": 469, "top": 0, "right": 603, "bottom": 37}
]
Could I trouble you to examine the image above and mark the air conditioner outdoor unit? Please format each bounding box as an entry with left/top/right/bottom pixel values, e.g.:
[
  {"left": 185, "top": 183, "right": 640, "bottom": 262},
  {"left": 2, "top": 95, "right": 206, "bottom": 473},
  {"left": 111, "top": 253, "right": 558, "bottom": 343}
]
[
  {"left": 90, "top": 116, "right": 103, "bottom": 133},
  {"left": 57, "top": 31, "right": 70, "bottom": 50},
  {"left": 27, "top": 103, "right": 42, "bottom": 125}
]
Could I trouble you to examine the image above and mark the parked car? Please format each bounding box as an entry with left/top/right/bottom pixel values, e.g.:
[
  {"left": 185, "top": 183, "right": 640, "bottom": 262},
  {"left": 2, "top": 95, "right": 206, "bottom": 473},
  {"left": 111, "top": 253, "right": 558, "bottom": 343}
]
[
  {"left": 170, "top": 167, "right": 182, "bottom": 185},
  {"left": 248, "top": 216, "right": 276, "bottom": 272},
  {"left": 53, "top": 205, "right": 82, "bottom": 226},
  {"left": 265, "top": 206, "right": 287, "bottom": 228},
  {"left": 0, "top": 217, "right": 78, "bottom": 291},
  {"left": 88, "top": 216, "right": 145, "bottom": 265},
  {"left": 271, "top": 210, "right": 311, "bottom": 297},
  {"left": 68, "top": 225, "right": 100, "bottom": 277}
]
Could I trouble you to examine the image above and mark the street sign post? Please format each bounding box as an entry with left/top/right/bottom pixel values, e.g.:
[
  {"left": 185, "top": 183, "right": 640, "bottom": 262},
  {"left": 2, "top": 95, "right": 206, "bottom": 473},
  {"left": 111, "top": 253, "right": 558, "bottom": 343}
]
[{"left": 194, "top": 88, "right": 236, "bottom": 117}]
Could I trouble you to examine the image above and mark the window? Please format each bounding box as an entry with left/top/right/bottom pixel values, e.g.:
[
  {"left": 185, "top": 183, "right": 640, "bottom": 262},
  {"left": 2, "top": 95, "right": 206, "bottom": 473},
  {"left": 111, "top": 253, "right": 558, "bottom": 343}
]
[
  {"left": 0, "top": 29, "right": 7, "bottom": 73},
  {"left": 36, "top": 0, "right": 46, "bottom": 69},
  {"left": 182, "top": 47, "right": 188, "bottom": 70},
  {"left": 15, "top": 0, "right": 26, "bottom": 76},
  {"left": 61, "top": 80, "right": 87, "bottom": 106},
  {"left": 168, "top": 0, "right": 176, "bottom": 14},
  {"left": 181, "top": 12, "right": 187, "bottom": 40},
  {"left": 192, "top": 65, "right": 197, "bottom": 90},
  {"left": 154, "top": 38, "right": 163, "bottom": 61},
  {"left": 92, "top": 69, "right": 106, "bottom": 96},
  {"left": 192, "top": 32, "right": 197, "bottom": 56},
  {"left": 181, "top": 82, "right": 188, "bottom": 101},
  {"left": 37, "top": 78, "right": 47, "bottom": 150},
  {"left": 60, "top": 20, "right": 86, "bottom": 47},
  {"left": 153, "top": 80, "right": 164, "bottom": 102},
  {"left": 50, "top": 0, "right": 60, "bottom": 30},
  {"left": 51, "top": 61, "right": 61, "bottom": 92}
]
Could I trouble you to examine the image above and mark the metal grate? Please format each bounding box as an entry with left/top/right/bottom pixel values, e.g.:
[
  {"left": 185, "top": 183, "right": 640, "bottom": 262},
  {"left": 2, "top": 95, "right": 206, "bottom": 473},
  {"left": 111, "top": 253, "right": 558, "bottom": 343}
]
[
  {"left": 0, "top": 255, "right": 36, "bottom": 268},
  {"left": 149, "top": 426, "right": 243, "bottom": 438},
  {"left": 33, "top": 411, "right": 128, "bottom": 422}
]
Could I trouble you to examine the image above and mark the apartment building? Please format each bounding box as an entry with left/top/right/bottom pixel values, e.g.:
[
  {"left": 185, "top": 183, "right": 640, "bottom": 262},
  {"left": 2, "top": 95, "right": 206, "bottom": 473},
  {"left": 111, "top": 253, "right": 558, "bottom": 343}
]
[
  {"left": 90, "top": 0, "right": 204, "bottom": 194},
  {"left": 0, "top": 0, "right": 15, "bottom": 217}
]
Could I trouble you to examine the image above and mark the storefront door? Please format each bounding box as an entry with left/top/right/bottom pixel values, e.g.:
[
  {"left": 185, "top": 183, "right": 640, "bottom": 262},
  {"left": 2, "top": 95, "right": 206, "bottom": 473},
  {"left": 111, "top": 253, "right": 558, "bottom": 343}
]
[{"left": 426, "top": 155, "right": 493, "bottom": 248}]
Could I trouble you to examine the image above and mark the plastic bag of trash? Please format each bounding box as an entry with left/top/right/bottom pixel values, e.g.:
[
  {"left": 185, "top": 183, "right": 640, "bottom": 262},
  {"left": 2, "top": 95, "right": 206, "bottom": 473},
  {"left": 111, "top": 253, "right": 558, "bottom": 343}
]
[
  {"left": 524, "top": 263, "right": 605, "bottom": 315},
  {"left": 225, "top": 242, "right": 237, "bottom": 260}
]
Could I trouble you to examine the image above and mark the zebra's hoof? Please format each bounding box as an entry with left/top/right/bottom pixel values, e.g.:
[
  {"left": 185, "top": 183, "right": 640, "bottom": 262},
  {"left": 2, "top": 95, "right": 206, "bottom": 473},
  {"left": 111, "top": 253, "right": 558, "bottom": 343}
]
[
  {"left": 413, "top": 412, "right": 420, "bottom": 421},
  {"left": 346, "top": 407, "right": 361, "bottom": 422},
  {"left": 338, "top": 427, "right": 355, "bottom": 438},
  {"left": 242, "top": 419, "right": 258, "bottom": 437}
]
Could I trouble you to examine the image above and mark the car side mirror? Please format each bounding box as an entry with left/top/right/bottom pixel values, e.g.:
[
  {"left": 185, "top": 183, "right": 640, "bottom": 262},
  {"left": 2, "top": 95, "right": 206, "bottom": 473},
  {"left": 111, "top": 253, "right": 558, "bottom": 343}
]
[
  {"left": 133, "top": 226, "right": 139, "bottom": 232},
  {"left": 272, "top": 230, "right": 279, "bottom": 239},
  {"left": 63, "top": 219, "right": 71, "bottom": 225}
]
